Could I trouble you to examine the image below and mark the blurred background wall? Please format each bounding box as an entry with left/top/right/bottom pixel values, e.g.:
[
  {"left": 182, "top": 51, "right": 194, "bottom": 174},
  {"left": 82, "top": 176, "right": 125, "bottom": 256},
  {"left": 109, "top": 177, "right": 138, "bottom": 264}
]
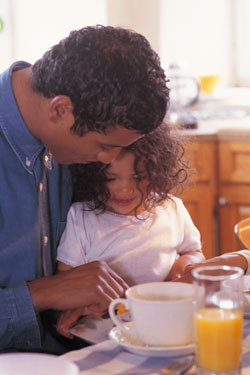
[{"left": 1, "top": 0, "right": 250, "bottom": 87}]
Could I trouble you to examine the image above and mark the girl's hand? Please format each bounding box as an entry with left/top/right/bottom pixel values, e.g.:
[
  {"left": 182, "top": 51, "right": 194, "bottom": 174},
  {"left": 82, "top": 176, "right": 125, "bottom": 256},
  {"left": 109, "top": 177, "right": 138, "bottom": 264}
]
[{"left": 166, "top": 249, "right": 205, "bottom": 281}]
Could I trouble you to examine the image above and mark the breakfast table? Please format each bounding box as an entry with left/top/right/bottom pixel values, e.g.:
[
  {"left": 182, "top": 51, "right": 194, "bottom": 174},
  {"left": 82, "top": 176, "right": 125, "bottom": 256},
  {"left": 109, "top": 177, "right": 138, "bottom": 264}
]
[{"left": 61, "top": 318, "right": 250, "bottom": 375}]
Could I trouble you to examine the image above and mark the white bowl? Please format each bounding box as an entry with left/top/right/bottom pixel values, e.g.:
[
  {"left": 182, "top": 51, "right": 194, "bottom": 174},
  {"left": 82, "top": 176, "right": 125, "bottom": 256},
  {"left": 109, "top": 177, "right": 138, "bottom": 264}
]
[{"left": 0, "top": 352, "right": 79, "bottom": 375}]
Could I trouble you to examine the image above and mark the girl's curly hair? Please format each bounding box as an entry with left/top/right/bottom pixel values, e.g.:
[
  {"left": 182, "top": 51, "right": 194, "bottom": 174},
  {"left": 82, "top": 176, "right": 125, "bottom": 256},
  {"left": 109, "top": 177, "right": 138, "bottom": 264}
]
[
  {"left": 70, "top": 123, "right": 190, "bottom": 215},
  {"left": 31, "top": 25, "right": 168, "bottom": 136}
]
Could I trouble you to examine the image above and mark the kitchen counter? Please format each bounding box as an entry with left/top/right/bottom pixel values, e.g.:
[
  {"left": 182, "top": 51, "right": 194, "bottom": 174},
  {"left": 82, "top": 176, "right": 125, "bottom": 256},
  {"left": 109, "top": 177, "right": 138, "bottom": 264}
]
[
  {"left": 172, "top": 87, "right": 250, "bottom": 141},
  {"left": 179, "top": 117, "right": 250, "bottom": 141}
]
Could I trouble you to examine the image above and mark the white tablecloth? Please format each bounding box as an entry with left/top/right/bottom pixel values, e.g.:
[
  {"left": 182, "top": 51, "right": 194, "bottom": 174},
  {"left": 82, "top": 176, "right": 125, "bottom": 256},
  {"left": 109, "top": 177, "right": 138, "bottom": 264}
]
[{"left": 61, "top": 319, "right": 250, "bottom": 375}]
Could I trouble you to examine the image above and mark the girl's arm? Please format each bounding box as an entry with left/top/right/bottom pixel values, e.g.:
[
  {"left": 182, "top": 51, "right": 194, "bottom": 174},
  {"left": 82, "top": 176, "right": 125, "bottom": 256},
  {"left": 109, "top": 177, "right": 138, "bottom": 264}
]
[
  {"left": 57, "top": 260, "right": 73, "bottom": 273},
  {"left": 165, "top": 249, "right": 205, "bottom": 281}
]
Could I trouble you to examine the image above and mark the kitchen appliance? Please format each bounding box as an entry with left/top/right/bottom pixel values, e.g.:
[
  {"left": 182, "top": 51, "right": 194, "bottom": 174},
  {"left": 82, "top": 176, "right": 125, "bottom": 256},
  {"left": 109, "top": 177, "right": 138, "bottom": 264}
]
[{"left": 166, "top": 62, "right": 200, "bottom": 129}]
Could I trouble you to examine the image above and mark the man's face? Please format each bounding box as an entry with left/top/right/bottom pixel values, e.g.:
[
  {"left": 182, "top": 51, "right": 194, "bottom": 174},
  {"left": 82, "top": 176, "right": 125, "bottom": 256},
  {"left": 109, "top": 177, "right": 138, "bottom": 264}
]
[{"left": 46, "top": 126, "right": 142, "bottom": 165}]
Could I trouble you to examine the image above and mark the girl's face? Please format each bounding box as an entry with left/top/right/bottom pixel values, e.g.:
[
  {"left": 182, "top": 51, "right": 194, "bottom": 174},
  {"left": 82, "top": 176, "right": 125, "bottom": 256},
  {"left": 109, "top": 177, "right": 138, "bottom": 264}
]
[{"left": 104, "top": 150, "right": 148, "bottom": 216}]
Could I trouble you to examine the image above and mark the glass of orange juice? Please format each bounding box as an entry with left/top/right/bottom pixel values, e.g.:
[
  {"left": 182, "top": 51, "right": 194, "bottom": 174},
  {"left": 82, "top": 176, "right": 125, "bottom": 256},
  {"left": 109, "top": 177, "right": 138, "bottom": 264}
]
[{"left": 192, "top": 265, "right": 243, "bottom": 375}]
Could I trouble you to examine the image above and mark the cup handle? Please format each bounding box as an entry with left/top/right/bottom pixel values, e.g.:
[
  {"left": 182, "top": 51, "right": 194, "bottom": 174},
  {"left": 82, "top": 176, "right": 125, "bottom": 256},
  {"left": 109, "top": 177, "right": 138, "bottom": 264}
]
[{"left": 109, "top": 298, "right": 134, "bottom": 335}]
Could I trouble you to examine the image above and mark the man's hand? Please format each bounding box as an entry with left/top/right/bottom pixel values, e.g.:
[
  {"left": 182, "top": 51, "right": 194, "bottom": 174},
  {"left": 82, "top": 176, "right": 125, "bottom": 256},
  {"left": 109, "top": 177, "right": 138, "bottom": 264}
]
[
  {"left": 56, "top": 307, "right": 103, "bottom": 339},
  {"left": 175, "top": 253, "right": 248, "bottom": 284},
  {"left": 28, "top": 261, "right": 128, "bottom": 314}
]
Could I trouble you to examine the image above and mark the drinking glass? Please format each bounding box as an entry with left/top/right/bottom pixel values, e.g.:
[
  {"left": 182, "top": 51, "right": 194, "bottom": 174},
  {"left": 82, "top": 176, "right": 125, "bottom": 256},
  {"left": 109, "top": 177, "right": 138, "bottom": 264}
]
[{"left": 192, "top": 265, "right": 243, "bottom": 375}]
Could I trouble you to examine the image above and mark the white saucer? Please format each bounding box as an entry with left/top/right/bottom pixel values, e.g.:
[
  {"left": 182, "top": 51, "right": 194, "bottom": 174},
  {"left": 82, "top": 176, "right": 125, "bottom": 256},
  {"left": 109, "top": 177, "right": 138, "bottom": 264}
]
[{"left": 108, "top": 324, "right": 195, "bottom": 357}]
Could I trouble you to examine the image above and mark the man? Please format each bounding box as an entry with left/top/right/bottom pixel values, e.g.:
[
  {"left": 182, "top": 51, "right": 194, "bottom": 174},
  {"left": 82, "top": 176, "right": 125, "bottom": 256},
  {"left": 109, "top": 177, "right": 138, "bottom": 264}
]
[
  {"left": 177, "top": 251, "right": 250, "bottom": 283},
  {"left": 0, "top": 25, "right": 169, "bottom": 353}
]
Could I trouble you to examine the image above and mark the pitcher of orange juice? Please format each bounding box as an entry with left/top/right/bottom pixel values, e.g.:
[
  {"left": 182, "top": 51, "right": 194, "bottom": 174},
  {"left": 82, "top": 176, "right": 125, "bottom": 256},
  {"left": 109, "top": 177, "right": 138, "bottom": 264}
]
[{"left": 192, "top": 265, "right": 243, "bottom": 375}]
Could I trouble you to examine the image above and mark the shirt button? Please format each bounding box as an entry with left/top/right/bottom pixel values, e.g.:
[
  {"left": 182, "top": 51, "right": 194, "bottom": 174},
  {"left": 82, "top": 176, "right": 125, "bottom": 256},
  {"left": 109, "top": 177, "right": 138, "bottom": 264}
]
[
  {"left": 25, "top": 159, "right": 31, "bottom": 167},
  {"left": 44, "top": 236, "right": 48, "bottom": 246},
  {"left": 44, "top": 152, "right": 53, "bottom": 170}
]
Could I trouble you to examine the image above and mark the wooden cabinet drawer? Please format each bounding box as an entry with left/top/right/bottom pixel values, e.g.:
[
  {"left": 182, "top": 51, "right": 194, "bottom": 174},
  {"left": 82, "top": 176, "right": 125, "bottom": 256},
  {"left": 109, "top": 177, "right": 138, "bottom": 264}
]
[
  {"left": 181, "top": 141, "right": 217, "bottom": 259},
  {"left": 182, "top": 137, "right": 250, "bottom": 257},
  {"left": 185, "top": 141, "right": 216, "bottom": 184},
  {"left": 182, "top": 185, "right": 216, "bottom": 259},
  {"left": 219, "top": 142, "right": 250, "bottom": 184}
]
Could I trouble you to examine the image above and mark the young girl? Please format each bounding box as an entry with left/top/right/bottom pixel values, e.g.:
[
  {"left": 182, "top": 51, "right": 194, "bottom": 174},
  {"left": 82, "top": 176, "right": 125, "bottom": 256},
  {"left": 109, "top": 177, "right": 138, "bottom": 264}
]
[
  {"left": 57, "top": 123, "right": 204, "bottom": 283},
  {"left": 56, "top": 123, "right": 204, "bottom": 338}
]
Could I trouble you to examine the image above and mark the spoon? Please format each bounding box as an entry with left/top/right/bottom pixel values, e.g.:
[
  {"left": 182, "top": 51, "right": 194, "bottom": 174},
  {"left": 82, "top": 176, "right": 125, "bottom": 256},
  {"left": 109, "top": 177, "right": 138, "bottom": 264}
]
[
  {"left": 121, "top": 355, "right": 194, "bottom": 375},
  {"left": 243, "top": 289, "right": 250, "bottom": 294},
  {"left": 161, "top": 355, "right": 194, "bottom": 375}
]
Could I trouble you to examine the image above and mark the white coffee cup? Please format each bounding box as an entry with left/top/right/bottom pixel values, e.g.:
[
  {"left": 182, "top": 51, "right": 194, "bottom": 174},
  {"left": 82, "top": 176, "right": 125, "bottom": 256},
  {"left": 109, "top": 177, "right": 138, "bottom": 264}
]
[{"left": 109, "top": 282, "right": 195, "bottom": 347}]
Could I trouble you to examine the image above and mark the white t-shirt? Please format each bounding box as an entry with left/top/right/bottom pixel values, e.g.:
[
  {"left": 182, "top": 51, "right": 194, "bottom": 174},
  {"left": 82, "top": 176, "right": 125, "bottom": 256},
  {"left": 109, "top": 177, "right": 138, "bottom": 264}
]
[{"left": 57, "top": 196, "right": 201, "bottom": 285}]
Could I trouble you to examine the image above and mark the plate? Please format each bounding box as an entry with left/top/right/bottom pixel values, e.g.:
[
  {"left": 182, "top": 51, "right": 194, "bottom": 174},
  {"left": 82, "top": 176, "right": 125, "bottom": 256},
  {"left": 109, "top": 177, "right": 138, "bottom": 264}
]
[
  {"left": 0, "top": 353, "right": 79, "bottom": 375},
  {"left": 70, "top": 312, "right": 131, "bottom": 344},
  {"left": 108, "top": 323, "right": 195, "bottom": 357}
]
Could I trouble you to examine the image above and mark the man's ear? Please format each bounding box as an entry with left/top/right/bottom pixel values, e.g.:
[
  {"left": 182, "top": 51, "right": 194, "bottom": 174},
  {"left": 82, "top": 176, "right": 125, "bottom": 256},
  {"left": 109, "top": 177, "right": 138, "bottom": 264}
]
[{"left": 48, "top": 95, "right": 74, "bottom": 125}]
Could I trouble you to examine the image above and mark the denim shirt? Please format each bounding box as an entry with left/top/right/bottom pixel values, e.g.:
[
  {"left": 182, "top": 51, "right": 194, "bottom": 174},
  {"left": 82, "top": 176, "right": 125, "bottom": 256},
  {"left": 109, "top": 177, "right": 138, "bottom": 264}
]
[{"left": 0, "top": 62, "right": 72, "bottom": 351}]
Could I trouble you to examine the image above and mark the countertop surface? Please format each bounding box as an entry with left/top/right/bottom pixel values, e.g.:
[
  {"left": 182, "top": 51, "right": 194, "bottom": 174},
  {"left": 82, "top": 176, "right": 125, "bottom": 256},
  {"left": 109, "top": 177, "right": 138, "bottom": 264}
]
[
  {"left": 179, "top": 117, "right": 250, "bottom": 140},
  {"left": 170, "top": 87, "right": 250, "bottom": 140}
]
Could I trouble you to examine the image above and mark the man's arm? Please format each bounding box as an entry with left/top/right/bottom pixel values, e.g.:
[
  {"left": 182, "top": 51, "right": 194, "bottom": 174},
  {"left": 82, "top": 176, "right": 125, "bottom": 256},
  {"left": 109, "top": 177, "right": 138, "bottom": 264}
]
[
  {"left": 28, "top": 261, "right": 128, "bottom": 313},
  {"left": 0, "top": 261, "right": 127, "bottom": 352},
  {"left": 175, "top": 253, "right": 248, "bottom": 283},
  {"left": 0, "top": 284, "right": 41, "bottom": 351}
]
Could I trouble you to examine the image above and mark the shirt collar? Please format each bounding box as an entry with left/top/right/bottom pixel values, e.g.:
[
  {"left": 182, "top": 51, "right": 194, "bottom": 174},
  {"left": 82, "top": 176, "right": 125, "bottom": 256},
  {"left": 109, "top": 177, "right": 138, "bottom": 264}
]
[{"left": 0, "top": 61, "right": 44, "bottom": 173}]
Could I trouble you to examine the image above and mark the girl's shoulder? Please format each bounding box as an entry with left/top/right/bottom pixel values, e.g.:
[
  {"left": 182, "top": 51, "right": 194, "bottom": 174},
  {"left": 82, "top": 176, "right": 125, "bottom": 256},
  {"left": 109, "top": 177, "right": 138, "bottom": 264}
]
[
  {"left": 70, "top": 201, "right": 86, "bottom": 212},
  {"left": 161, "top": 195, "right": 184, "bottom": 210},
  {"left": 69, "top": 201, "right": 99, "bottom": 217},
  {"left": 160, "top": 195, "right": 194, "bottom": 223},
  {"left": 68, "top": 202, "right": 107, "bottom": 230}
]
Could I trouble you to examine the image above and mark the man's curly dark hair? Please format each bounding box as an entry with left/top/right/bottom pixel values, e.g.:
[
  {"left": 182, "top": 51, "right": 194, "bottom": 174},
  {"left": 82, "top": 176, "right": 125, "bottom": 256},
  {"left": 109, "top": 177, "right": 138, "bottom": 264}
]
[
  {"left": 70, "top": 123, "right": 189, "bottom": 215},
  {"left": 31, "top": 25, "right": 169, "bottom": 136}
]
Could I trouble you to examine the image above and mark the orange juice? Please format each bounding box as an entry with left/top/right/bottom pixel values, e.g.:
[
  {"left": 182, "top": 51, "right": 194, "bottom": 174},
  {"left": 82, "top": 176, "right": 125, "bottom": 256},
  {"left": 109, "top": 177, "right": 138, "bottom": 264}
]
[{"left": 195, "top": 308, "right": 242, "bottom": 373}]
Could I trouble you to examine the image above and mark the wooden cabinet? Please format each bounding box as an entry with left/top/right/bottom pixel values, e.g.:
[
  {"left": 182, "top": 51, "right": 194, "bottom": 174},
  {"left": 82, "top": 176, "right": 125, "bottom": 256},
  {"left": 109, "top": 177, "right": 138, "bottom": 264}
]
[
  {"left": 218, "top": 141, "right": 250, "bottom": 253},
  {"left": 180, "top": 141, "right": 217, "bottom": 259},
  {"left": 180, "top": 137, "right": 250, "bottom": 259}
]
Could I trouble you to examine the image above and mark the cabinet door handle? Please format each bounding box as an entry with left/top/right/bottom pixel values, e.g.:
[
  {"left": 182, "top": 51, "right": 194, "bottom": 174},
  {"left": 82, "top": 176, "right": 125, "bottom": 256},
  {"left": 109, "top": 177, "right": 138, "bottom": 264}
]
[{"left": 218, "top": 197, "right": 229, "bottom": 206}]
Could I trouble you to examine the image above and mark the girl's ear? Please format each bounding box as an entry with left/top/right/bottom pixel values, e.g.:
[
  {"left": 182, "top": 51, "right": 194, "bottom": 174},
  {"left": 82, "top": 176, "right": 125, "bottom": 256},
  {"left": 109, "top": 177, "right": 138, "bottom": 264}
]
[{"left": 48, "top": 95, "right": 74, "bottom": 126}]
